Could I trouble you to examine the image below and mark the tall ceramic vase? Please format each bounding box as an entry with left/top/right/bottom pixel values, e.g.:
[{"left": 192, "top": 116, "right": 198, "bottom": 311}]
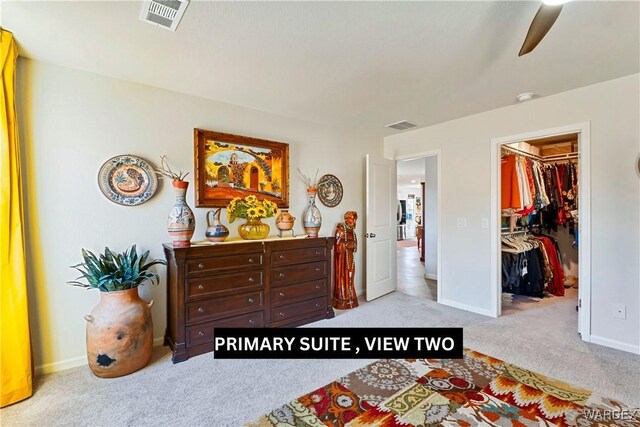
[
  {"left": 167, "top": 180, "right": 195, "bottom": 247},
  {"left": 302, "top": 188, "right": 322, "bottom": 238},
  {"left": 84, "top": 288, "right": 153, "bottom": 378}
]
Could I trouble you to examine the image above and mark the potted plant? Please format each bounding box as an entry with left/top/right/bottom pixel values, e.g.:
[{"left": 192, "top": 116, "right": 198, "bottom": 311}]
[
  {"left": 69, "top": 245, "right": 165, "bottom": 378},
  {"left": 156, "top": 155, "right": 195, "bottom": 247},
  {"left": 227, "top": 195, "right": 279, "bottom": 240}
]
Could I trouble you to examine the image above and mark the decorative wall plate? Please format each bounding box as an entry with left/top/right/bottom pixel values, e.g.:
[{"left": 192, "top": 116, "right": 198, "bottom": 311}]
[
  {"left": 317, "top": 174, "right": 343, "bottom": 207},
  {"left": 98, "top": 155, "right": 158, "bottom": 206}
]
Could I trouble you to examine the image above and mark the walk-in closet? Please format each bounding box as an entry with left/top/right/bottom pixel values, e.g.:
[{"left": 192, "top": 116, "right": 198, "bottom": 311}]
[{"left": 500, "top": 133, "right": 580, "bottom": 313}]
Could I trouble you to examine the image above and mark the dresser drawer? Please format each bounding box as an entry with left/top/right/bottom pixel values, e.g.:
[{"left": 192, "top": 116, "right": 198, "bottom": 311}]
[
  {"left": 187, "top": 253, "right": 263, "bottom": 275},
  {"left": 186, "top": 271, "right": 263, "bottom": 300},
  {"left": 271, "top": 296, "right": 326, "bottom": 322},
  {"left": 271, "top": 279, "right": 326, "bottom": 306},
  {"left": 271, "top": 246, "right": 327, "bottom": 266},
  {"left": 271, "top": 261, "right": 326, "bottom": 287},
  {"left": 186, "top": 291, "right": 263, "bottom": 324},
  {"left": 186, "top": 312, "right": 264, "bottom": 346}
]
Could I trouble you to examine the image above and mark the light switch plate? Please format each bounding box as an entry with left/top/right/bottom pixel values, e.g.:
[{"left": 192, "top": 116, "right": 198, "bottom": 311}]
[{"left": 481, "top": 218, "right": 489, "bottom": 229}]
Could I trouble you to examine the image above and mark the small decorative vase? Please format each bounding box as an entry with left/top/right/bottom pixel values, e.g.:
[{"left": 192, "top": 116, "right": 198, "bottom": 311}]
[
  {"left": 276, "top": 209, "right": 296, "bottom": 238},
  {"left": 302, "top": 188, "right": 322, "bottom": 238},
  {"left": 167, "top": 181, "right": 195, "bottom": 247},
  {"left": 238, "top": 218, "right": 270, "bottom": 240},
  {"left": 84, "top": 288, "right": 153, "bottom": 378},
  {"left": 205, "top": 208, "right": 229, "bottom": 242}
]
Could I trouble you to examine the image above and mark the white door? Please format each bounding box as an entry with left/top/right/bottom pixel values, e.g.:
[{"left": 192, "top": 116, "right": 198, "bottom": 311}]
[{"left": 365, "top": 154, "right": 397, "bottom": 301}]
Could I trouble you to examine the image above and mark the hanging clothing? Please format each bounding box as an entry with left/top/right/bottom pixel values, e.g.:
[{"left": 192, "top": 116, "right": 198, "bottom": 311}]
[
  {"left": 501, "top": 233, "right": 564, "bottom": 297},
  {"left": 501, "top": 154, "right": 522, "bottom": 210}
]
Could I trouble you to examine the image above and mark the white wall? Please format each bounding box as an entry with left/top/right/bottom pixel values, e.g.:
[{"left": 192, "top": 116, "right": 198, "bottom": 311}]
[
  {"left": 17, "top": 59, "right": 380, "bottom": 373},
  {"left": 424, "top": 156, "right": 438, "bottom": 279},
  {"left": 385, "top": 74, "right": 640, "bottom": 352}
]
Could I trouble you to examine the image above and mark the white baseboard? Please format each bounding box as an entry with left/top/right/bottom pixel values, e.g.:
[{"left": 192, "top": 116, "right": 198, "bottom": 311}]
[
  {"left": 35, "top": 355, "right": 87, "bottom": 376},
  {"left": 35, "top": 336, "right": 167, "bottom": 375},
  {"left": 439, "top": 298, "right": 496, "bottom": 318},
  {"left": 589, "top": 335, "right": 640, "bottom": 355},
  {"left": 425, "top": 273, "right": 437, "bottom": 281}
]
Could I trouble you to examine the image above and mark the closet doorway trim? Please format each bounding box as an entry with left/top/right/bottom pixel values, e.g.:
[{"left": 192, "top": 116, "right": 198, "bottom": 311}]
[
  {"left": 490, "top": 122, "right": 591, "bottom": 341},
  {"left": 395, "top": 150, "right": 442, "bottom": 306}
]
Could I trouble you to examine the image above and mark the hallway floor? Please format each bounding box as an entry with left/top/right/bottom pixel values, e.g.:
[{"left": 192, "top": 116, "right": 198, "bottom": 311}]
[{"left": 396, "top": 241, "right": 436, "bottom": 300}]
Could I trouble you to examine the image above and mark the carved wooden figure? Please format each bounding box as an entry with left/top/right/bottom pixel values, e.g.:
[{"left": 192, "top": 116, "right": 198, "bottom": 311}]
[{"left": 332, "top": 211, "right": 359, "bottom": 309}]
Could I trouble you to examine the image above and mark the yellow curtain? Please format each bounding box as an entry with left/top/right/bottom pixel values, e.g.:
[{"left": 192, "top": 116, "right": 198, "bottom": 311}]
[{"left": 1, "top": 29, "right": 33, "bottom": 407}]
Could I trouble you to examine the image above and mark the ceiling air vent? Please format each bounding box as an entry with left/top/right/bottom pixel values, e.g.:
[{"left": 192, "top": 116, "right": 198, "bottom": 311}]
[
  {"left": 386, "top": 120, "right": 418, "bottom": 131},
  {"left": 139, "top": 0, "right": 189, "bottom": 32}
]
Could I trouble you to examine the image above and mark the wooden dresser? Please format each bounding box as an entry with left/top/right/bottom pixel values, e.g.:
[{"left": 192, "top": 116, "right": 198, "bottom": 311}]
[{"left": 163, "top": 237, "right": 335, "bottom": 362}]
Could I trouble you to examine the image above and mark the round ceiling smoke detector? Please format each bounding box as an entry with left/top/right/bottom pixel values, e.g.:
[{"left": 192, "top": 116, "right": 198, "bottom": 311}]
[{"left": 516, "top": 92, "right": 535, "bottom": 102}]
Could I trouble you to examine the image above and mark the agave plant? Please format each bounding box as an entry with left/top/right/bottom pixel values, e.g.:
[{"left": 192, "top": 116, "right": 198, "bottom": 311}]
[{"left": 69, "top": 245, "right": 166, "bottom": 292}]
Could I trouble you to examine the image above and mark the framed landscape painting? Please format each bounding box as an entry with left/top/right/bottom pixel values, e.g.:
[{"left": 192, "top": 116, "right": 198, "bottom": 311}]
[{"left": 194, "top": 129, "right": 290, "bottom": 208}]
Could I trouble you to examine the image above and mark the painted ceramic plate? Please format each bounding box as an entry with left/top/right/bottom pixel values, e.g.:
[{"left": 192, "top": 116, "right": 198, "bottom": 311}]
[
  {"left": 98, "top": 155, "right": 158, "bottom": 206},
  {"left": 317, "top": 174, "right": 343, "bottom": 207}
]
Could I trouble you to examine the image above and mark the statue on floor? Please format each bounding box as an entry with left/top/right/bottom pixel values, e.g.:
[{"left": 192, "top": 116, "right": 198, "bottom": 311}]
[{"left": 333, "top": 211, "right": 359, "bottom": 309}]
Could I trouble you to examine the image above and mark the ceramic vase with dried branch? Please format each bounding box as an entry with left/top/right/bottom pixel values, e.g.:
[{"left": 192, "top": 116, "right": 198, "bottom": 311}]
[
  {"left": 298, "top": 168, "right": 322, "bottom": 237},
  {"left": 156, "top": 156, "right": 195, "bottom": 247}
]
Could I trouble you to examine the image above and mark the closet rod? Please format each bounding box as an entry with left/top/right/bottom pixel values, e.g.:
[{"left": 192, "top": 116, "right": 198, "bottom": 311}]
[
  {"left": 501, "top": 230, "right": 529, "bottom": 236},
  {"left": 543, "top": 152, "right": 579, "bottom": 162},
  {"left": 501, "top": 145, "right": 542, "bottom": 160},
  {"left": 502, "top": 145, "right": 579, "bottom": 163}
]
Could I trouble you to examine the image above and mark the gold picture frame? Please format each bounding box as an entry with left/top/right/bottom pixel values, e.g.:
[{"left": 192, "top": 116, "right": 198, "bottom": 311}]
[{"left": 194, "top": 129, "right": 290, "bottom": 208}]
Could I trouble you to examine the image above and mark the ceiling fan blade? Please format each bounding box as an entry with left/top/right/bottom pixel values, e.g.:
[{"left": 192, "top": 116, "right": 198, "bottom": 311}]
[{"left": 519, "top": 3, "right": 563, "bottom": 57}]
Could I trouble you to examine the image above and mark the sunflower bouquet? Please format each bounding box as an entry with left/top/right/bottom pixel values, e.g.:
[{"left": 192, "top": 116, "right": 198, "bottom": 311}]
[{"left": 226, "top": 195, "right": 279, "bottom": 223}]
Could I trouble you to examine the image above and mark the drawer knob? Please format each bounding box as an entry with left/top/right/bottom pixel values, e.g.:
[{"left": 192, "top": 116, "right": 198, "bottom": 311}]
[
  {"left": 279, "top": 292, "right": 285, "bottom": 297},
  {"left": 315, "top": 285, "right": 321, "bottom": 290},
  {"left": 197, "top": 307, "right": 204, "bottom": 313},
  {"left": 197, "top": 284, "right": 205, "bottom": 290},
  {"left": 248, "top": 297, "right": 254, "bottom": 304},
  {"left": 279, "top": 254, "right": 285, "bottom": 259},
  {"left": 248, "top": 258, "right": 254, "bottom": 263},
  {"left": 279, "top": 273, "right": 285, "bottom": 279},
  {"left": 315, "top": 303, "right": 321, "bottom": 309},
  {"left": 198, "top": 331, "right": 205, "bottom": 337},
  {"left": 279, "top": 312, "right": 285, "bottom": 317},
  {"left": 248, "top": 319, "right": 254, "bottom": 325},
  {"left": 315, "top": 251, "right": 321, "bottom": 255},
  {"left": 198, "top": 263, "right": 204, "bottom": 269},
  {"left": 315, "top": 267, "right": 321, "bottom": 272},
  {"left": 248, "top": 277, "right": 254, "bottom": 283}
]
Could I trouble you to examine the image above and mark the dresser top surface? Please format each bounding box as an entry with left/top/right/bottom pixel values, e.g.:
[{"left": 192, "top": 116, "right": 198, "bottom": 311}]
[{"left": 163, "top": 236, "right": 335, "bottom": 256}]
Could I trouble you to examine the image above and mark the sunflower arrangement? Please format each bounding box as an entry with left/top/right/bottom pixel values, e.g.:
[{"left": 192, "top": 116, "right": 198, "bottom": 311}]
[{"left": 226, "top": 195, "right": 279, "bottom": 223}]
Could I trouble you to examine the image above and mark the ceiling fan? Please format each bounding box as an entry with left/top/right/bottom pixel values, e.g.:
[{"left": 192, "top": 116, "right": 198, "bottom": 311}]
[{"left": 519, "top": 0, "right": 570, "bottom": 56}]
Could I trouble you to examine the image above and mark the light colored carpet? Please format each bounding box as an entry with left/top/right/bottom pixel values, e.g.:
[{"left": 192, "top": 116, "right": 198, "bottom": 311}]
[{"left": 2, "top": 291, "right": 639, "bottom": 426}]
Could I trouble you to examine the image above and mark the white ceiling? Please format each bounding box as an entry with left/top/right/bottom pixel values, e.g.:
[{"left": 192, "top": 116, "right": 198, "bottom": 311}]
[
  {"left": 397, "top": 157, "right": 425, "bottom": 189},
  {"left": 3, "top": 1, "right": 639, "bottom": 139}
]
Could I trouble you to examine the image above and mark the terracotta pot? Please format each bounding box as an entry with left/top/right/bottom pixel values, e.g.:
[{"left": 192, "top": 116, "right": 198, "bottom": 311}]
[
  {"left": 276, "top": 209, "right": 295, "bottom": 232},
  {"left": 84, "top": 288, "right": 153, "bottom": 378}
]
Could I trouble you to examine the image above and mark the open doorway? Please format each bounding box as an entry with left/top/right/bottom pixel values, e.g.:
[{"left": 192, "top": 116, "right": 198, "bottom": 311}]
[
  {"left": 491, "top": 123, "right": 591, "bottom": 341},
  {"left": 396, "top": 154, "right": 440, "bottom": 301}
]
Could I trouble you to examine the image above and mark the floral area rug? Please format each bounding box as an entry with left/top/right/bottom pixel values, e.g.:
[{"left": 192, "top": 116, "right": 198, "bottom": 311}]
[{"left": 247, "top": 348, "right": 639, "bottom": 426}]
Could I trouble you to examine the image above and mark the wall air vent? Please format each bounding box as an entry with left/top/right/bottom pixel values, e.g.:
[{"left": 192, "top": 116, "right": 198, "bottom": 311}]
[
  {"left": 385, "top": 120, "right": 418, "bottom": 131},
  {"left": 139, "top": 0, "right": 189, "bottom": 32}
]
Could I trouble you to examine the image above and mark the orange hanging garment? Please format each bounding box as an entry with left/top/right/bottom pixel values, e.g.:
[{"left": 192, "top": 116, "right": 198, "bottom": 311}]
[{"left": 501, "top": 154, "right": 522, "bottom": 210}]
